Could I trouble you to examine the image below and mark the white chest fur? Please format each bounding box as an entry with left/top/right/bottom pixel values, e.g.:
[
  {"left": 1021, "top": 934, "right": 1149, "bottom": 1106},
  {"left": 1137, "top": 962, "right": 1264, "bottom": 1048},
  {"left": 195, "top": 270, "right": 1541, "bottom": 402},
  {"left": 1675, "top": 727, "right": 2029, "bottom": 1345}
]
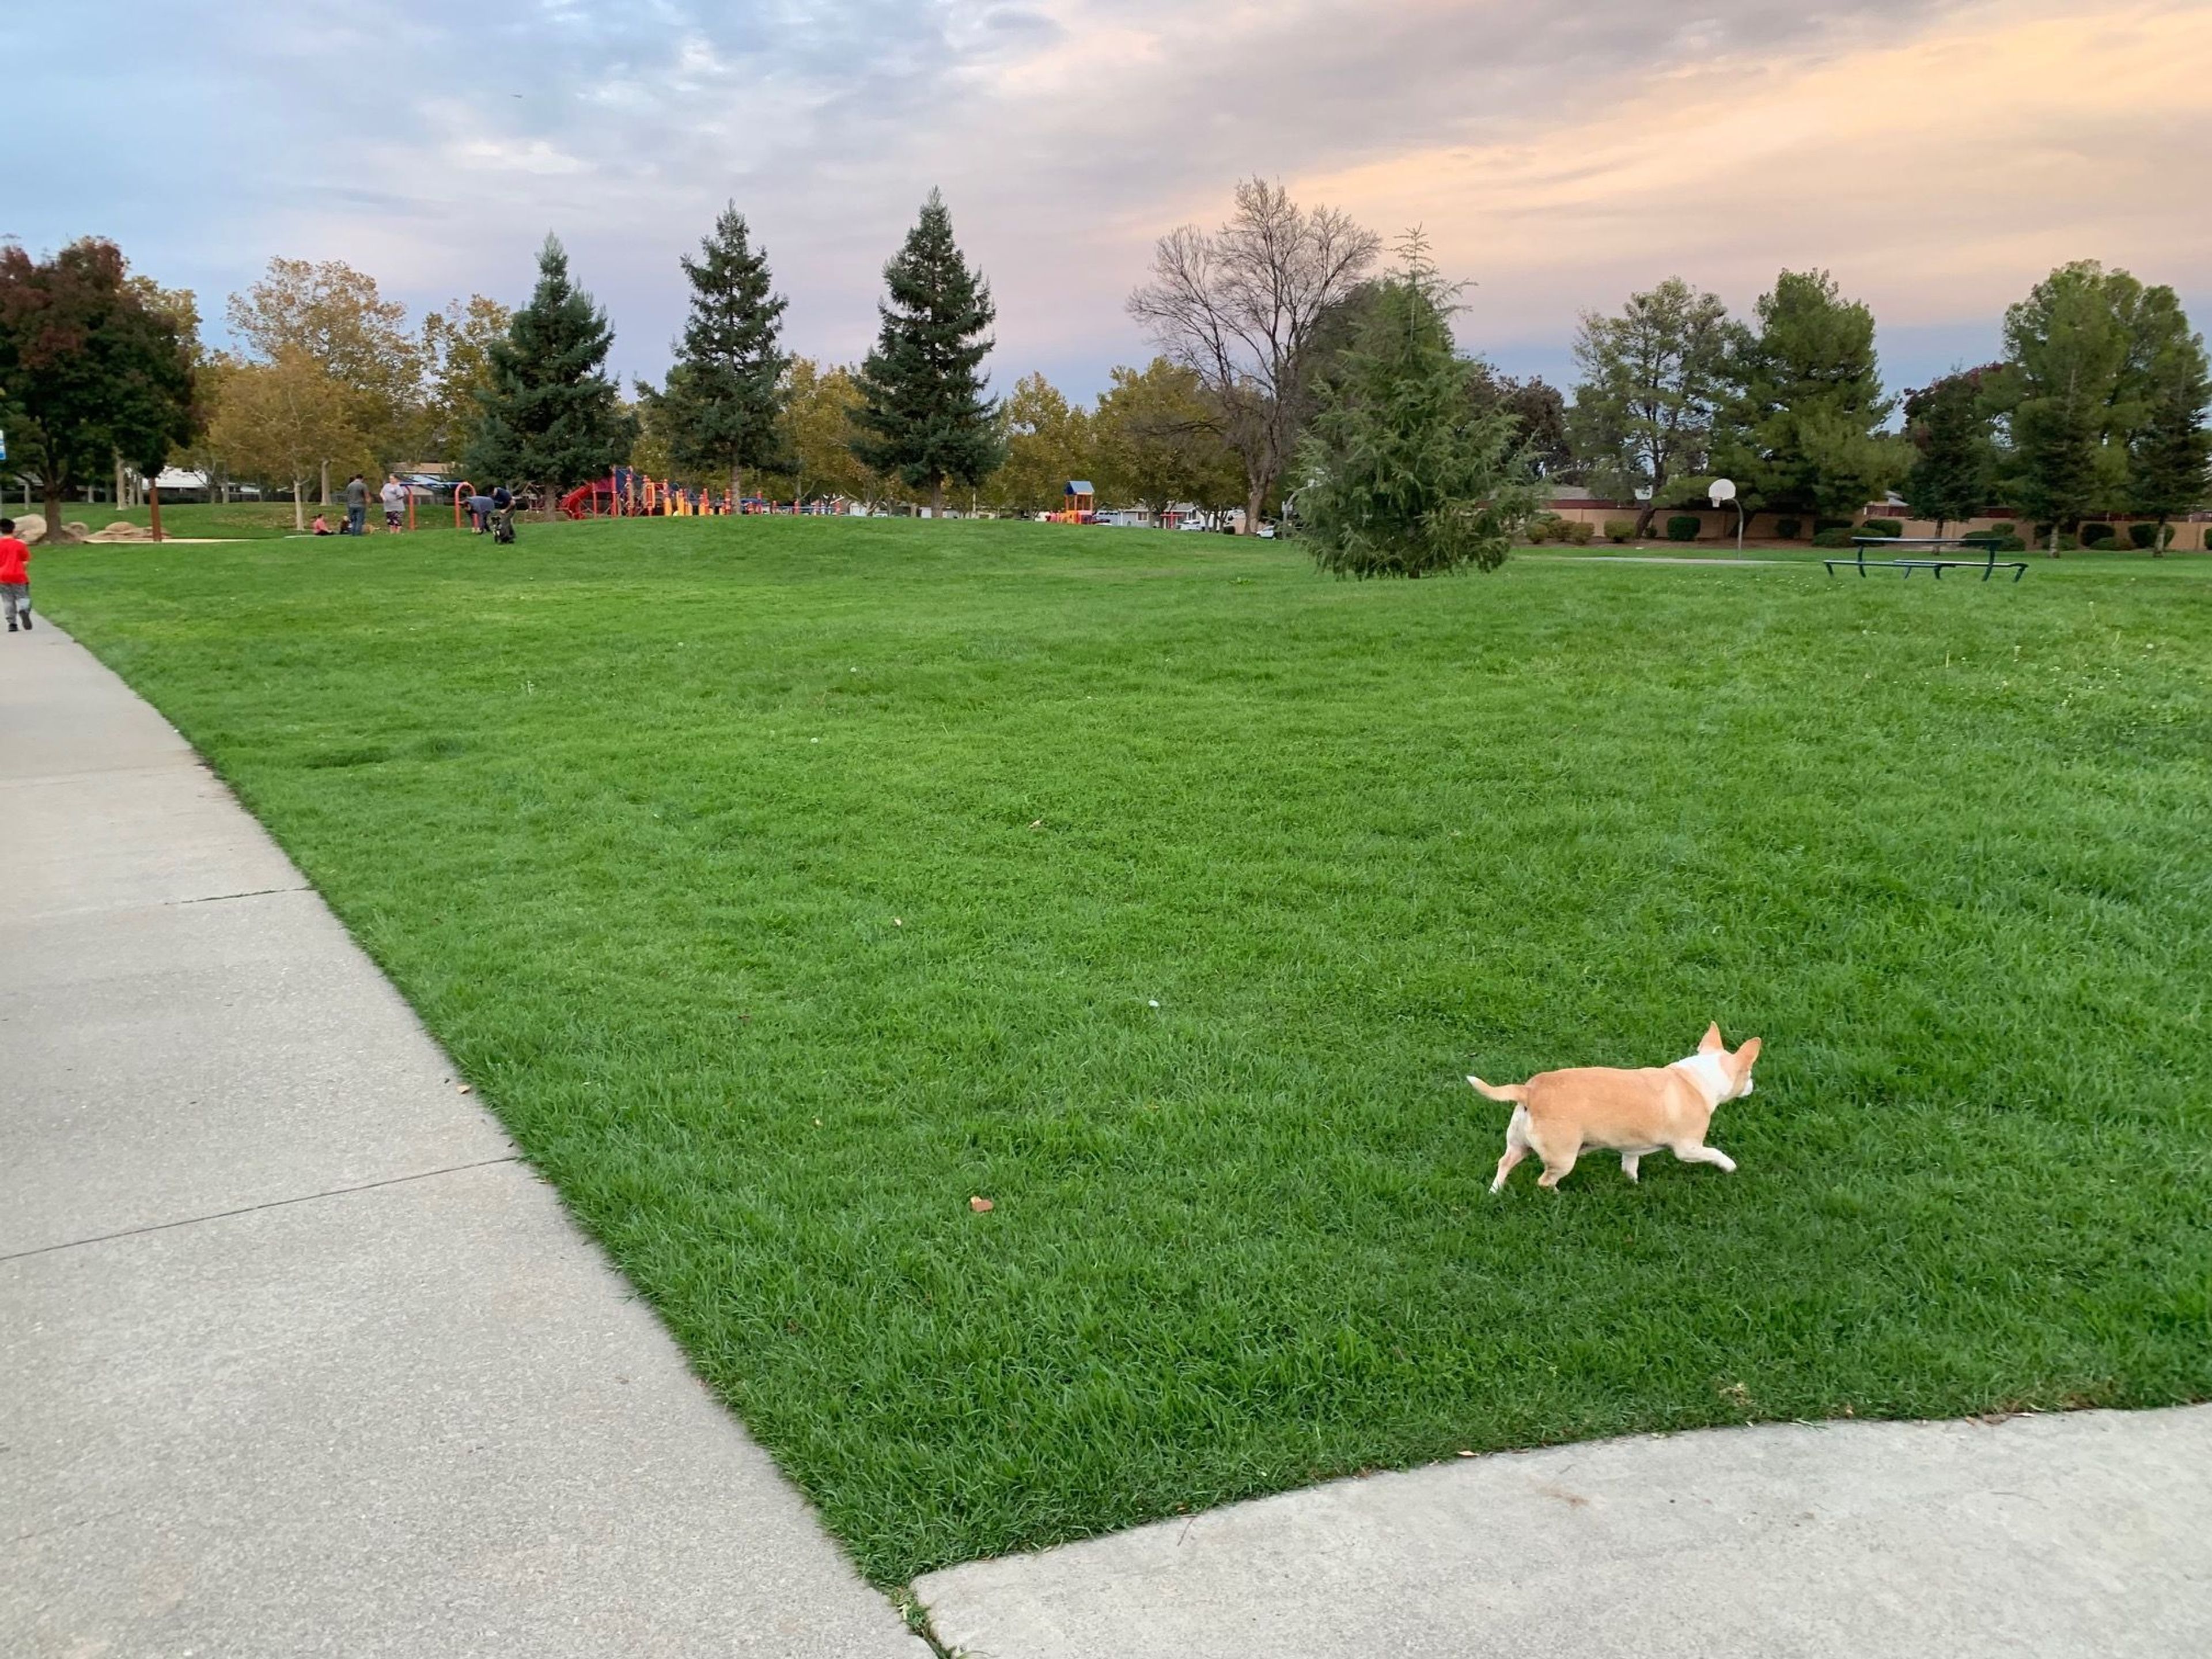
[{"left": 1671, "top": 1052, "right": 1734, "bottom": 1104}]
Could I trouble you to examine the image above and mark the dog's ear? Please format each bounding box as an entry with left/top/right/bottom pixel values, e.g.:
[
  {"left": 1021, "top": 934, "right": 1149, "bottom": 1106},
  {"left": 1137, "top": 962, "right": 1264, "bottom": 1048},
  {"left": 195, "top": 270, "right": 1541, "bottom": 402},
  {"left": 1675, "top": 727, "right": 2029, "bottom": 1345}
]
[
  {"left": 1734, "top": 1036, "right": 1763, "bottom": 1068},
  {"left": 1700, "top": 1022, "right": 1725, "bottom": 1052}
]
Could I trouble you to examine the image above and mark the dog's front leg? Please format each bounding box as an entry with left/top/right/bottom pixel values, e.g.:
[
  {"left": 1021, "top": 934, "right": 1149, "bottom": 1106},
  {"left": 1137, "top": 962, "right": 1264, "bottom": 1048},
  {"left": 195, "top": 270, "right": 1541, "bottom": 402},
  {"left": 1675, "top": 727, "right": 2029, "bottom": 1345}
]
[
  {"left": 1620, "top": 1152, "right": 1641, "bottom": 1183},
  {"left": 1672, "top": 1142, "right": 1737, "bottom": 1173}
]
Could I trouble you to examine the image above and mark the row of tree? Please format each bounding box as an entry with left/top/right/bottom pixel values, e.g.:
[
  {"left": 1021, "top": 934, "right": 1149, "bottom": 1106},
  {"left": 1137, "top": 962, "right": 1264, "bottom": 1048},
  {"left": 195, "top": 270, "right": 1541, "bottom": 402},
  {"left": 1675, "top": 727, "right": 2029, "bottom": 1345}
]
[
  {"left": 1562, "top": 261, "right": 2211, "bottom": 550},
  {"left": 3, "top": 179, "right": 2205, "bottom": 557}
]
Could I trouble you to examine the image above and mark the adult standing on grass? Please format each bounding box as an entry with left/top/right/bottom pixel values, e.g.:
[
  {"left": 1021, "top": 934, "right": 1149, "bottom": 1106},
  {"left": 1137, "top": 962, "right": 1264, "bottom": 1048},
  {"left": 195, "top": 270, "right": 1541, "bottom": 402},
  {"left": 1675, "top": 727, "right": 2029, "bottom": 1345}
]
[
  {"left": 381, "top": 474, "right": 408, "bottom": 532},
  {"left": 344, "top": 473, "right": 369, "bottom": 536},
  {"left": 0, "top": 518, "right": 31, "bottom": 631}
]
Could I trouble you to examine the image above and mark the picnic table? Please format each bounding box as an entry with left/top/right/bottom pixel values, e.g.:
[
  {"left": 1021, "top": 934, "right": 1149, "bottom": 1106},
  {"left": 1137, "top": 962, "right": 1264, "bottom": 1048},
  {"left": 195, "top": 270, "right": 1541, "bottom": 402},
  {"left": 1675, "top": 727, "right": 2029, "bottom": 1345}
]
[{"left": 1825, "top": 536, "right": 2027, "bottom": 582}]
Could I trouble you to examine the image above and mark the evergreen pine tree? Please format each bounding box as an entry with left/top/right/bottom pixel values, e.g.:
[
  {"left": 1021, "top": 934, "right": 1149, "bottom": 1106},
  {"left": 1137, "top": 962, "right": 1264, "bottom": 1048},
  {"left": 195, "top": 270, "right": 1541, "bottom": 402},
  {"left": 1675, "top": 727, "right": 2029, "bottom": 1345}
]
[
  {"left": 1900, "top": 366, "right": 1999, "bottom": 536},
  {"left": 2126, "top": 315, "right": 2211, "bottom": 554},
  {"left": 466, "top": 235, "right": 634, "bottom": 496},
  {"left": 1991, "top": 262, "right": 2133, "bottom": 554},
  {"left": 641, "top": 204, "right": 790, "bottom": 506},
  {"left": 1294, "top": 236, "right": 1536, "bottom": 578},
  {"left": 851, "top": 191, "right": 1003, "bottom": 515},
  {"left": 1710, "top": 269, "right": 1902, "bottom": 522}
]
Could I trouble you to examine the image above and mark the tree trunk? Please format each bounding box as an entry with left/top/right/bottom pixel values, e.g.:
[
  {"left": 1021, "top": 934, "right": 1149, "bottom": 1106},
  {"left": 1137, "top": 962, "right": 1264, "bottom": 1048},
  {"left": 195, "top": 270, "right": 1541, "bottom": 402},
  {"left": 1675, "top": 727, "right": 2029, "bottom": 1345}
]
[
  {"left": 293, "top": 478, "right": 306, "bottom": 532},
  {"left": 931, "top": 476, "right": 945, "bottom": 518},
  {"left": 2048, "top": 522, "right": 2061, "bottom": 558},
  {"left": 732, "top": 464, "right": 743, "bottom": 514},
  {"left": 115, "top": 455, "right": 127, "bottom": 508},
  {"left": 149, "top": 479, "right": 165, "bottom": 543},
  {"left": 1633, "top": 500, "right": 1658, "bottom": 539},
  {"left": 1244, "top": 478, "right": 1265, "bottom": 536},
  {"left": 2153, "top": 515, "right": 2168, "bottom": 557},
  {"left": 319, "top": 459, "right": 330, "bottom": 506},
  {"left": 40, "top": 458, "right": 66, "bottom": 545}
]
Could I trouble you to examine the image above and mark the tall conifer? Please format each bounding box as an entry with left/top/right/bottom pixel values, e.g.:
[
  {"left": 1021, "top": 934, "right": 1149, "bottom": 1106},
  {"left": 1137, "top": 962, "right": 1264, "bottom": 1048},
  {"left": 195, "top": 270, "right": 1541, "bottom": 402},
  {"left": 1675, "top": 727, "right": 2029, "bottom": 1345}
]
[
  {"left": 643, "top": 204, "right": 790, "bottom": 505},
  {"left": 851, "top": 191, "right": 1003, "bottom": 515},
  {"left": 467, "top": 235, "right": 633, "bottom": 496},
  {"left": 1294, "top": 236, "right": 1535, "bottom": 577}
]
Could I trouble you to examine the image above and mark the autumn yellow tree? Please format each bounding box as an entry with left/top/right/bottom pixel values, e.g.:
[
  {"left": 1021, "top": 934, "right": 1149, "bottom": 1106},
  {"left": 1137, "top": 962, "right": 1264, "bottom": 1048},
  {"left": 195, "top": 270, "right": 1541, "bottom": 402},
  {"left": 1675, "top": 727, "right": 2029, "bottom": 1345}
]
[
  {"left": 773, "top": 358, "right": 882, "bottom": 507},
  {"left": 418, "top": 296, "right": 511, "bottom": 465},
  {"left": 205, "top": 349, "right": 370, "bottom": 529},
  {"left": 1092, "top": 358, "right": 1244, "bottom": 517},
  {"left": 228, "top": 258, "right": 421, "bottom": 498}
]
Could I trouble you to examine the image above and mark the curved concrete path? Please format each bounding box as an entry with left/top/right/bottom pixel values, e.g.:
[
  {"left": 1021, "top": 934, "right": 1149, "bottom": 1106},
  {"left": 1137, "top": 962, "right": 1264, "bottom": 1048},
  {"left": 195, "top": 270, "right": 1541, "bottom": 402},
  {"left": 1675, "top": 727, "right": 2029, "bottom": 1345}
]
[
  {"left": 917, "top": 1406, "right": 2212, "bottom": 1657},
  {"left": 1, "top": 623, "right": 926, "bottom": 1658}
]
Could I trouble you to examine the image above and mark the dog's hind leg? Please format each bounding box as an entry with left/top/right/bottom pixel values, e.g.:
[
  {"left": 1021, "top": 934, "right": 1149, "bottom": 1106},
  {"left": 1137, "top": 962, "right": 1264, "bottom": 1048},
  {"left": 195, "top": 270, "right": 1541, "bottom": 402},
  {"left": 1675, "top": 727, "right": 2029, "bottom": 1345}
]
[
  {"left": 1620, "top": 1152, "right": 1642, "bottom": 1183},
  {"left": 1532, "top": 1129, "right": 1581, "bottom": 1189},
  {"left": 1490, "top": 1105, "right": 1532, "bottom": 1194}
]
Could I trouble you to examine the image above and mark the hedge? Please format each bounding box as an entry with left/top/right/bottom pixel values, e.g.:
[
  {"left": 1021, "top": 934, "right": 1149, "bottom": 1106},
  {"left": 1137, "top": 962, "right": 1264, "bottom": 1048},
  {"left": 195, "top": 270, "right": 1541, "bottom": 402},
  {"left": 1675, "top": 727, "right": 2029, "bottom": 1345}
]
[{"left": 1665, "top": 514, "right": 1701, "bottom": 542}]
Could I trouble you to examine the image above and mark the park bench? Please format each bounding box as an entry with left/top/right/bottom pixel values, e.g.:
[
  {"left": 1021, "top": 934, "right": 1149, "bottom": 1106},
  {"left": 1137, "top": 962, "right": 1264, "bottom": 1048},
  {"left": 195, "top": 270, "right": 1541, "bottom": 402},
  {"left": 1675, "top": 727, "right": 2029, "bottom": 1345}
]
[{"left": 1825, "top": 536, "right": 2027, "bottom": 582}]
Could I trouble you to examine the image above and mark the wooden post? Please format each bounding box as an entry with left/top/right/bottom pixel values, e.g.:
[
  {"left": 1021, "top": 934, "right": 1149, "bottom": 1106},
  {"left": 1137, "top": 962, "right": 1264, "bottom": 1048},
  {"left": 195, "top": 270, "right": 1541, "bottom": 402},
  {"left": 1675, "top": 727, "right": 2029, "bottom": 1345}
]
[{"left": 148, "top": 477, "right": 165, "bottom": 543}]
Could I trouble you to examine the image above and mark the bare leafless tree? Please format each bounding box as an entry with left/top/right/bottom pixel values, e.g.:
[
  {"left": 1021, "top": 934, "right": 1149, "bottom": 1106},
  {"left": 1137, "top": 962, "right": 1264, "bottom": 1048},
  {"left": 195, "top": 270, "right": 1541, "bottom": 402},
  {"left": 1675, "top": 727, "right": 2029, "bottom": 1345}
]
[{"left": 1128, "top": 178, "right": 1380, "bottom": 532}]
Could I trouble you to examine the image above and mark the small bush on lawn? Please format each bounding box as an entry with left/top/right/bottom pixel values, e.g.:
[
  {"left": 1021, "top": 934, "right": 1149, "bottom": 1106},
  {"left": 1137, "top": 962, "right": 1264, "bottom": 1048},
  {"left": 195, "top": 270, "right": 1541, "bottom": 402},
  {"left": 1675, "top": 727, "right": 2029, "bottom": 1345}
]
[
  {"left": 1565, "top": 519, "right": 1595, "bottom": 545},
  {"left": 1988, "top": 521, "right": 2016, "bottom": 536},
  {"left": 1862, "top": 518, "right": 1904, "bottom": 538},
  {"left": 1812, "top": 527, "right": 1858, "bottom": 548},
  {"left": 1525, "top": 514, "right": 1566, "bottom": 544},
  {"left": 2080, "top": 522, "right": 2116, "bottom": 547},
  {"left": 1774, "top": 516, "right": 1802, "bottom": 540},
  {"left": 1665, "top": 514, "right": 1701, "bottom": 542},
  {"left": 2128, "top": 522, "right": 2162, "bottom": 550},
  {"left": 1603, "top": 518, "right": 1637, "bottom": 543}
]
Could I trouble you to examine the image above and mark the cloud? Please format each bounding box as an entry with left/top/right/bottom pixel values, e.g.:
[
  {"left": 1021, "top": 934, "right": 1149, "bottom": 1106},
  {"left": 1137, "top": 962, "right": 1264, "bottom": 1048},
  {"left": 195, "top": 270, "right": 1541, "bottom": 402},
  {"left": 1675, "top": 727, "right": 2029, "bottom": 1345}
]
[{"left": 13, "top": 0, "right": 2209, "bottom": 399}]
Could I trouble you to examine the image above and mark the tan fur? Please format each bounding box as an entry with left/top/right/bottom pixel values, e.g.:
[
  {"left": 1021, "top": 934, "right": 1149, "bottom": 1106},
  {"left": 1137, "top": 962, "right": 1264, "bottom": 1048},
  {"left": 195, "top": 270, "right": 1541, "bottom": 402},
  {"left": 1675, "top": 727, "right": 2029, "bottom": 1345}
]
[{"left": 1473, "top": 1023, "right": 1762, "bottom": 1192}]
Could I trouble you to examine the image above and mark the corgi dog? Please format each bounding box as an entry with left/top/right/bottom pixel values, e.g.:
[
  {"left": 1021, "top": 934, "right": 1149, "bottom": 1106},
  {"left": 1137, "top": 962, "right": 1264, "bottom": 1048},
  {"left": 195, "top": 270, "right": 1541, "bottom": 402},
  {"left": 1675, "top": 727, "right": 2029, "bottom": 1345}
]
[{"left": 1471, "top": 1024, "right": 1761, "bottom": 1192}]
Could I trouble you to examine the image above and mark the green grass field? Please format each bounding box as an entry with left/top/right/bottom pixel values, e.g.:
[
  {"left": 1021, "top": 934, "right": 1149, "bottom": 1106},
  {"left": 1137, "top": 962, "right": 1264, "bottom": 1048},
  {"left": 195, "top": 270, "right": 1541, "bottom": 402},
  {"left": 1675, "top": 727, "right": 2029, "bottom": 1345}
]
[{"left": 35, "top": 518, "right": 2212, "bottom": 1586}]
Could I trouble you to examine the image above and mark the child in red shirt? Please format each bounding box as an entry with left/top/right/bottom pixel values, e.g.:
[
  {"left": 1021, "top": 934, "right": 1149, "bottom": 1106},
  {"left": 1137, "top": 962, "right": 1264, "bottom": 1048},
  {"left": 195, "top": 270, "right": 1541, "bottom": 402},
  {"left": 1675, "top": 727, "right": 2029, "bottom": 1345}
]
[{"left": 0, "top": 520, "right": 30, "bottom": 633}]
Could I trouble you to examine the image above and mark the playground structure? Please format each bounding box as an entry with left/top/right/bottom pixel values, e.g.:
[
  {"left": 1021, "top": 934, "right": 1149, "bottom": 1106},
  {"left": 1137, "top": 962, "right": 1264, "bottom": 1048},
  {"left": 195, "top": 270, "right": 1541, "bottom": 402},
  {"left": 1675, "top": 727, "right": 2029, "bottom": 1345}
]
[
  {"left": 1052, "top": 480, "right": 1097, "bottom": 524},
  {"left": 559, "top": 468, "right": 742, "bottom": 520}
]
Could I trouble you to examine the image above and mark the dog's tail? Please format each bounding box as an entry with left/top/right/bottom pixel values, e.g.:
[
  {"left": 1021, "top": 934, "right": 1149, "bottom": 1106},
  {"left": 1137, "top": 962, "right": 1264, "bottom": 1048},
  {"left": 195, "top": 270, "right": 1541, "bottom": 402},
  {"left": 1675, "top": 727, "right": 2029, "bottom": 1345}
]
[{"left": 1468, "top": 1075, "right": 1528, "bottom": 1104}]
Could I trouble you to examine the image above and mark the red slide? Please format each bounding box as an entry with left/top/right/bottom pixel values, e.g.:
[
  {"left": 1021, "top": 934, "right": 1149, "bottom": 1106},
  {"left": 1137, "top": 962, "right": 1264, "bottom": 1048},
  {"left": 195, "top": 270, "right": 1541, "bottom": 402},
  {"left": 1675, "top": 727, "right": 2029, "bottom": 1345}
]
[{"left": 559, "top": 482, "right": 598, "bottom": 520}]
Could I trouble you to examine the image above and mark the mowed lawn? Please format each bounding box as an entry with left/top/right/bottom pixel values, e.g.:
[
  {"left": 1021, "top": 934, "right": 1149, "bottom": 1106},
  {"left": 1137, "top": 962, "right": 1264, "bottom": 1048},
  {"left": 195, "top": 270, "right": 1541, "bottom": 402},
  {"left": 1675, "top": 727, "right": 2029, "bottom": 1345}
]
[{"left": 39, "top": 520, "right": 2212, "bottom": 1584}]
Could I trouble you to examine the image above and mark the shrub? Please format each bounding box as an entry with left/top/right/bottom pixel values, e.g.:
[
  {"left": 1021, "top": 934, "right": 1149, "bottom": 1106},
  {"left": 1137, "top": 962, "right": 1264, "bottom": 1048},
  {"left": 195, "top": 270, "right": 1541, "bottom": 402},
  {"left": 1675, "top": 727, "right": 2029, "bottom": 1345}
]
[
  {"left": 1811, "top": 527, "right": 1857, "bottom": 548},
  {"left": 1774, "top": 516, "right": 1802, "bottom": 540},
  {"left": 1565, "top": 519, "right": 1595, "bottom": 546},
  {"left": 2127, "top": 522, "right": 2161, "bottom": 550},
  {"left": 2079, "top": 521, "right": 2115, "bottom": 547},
  {"left": 1665, "top": 514, "right": 1701, "bottom": 543},
  {"left": 1998, "top": 535, "right": 2029, "bottom": 552},
  {"left": 1814, "top": 517, "right": 1855, "bottom": 534},
  {"left": 1987, "top": 521, "right": 2015, "bottom": 536},
  {"left": 1861, "top": 518, "right": 1904, "bottom": 538},
  {"left": 1603, "top": 518, "right": 1637, "bottom": 544},
  {"left": 1525, "top": 513, "right": 1566, "bottom": 544}
]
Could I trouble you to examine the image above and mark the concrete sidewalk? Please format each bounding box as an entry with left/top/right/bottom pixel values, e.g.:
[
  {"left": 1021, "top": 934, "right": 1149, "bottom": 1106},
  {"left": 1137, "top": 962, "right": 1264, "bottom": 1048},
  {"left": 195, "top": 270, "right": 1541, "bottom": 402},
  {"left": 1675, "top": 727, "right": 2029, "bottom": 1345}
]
[
  {"left": 1, "top": 623, "right": 926, "bottom": 1657},
  {"left": 916, "top": 1402, "right": 2211, "bottom": 1657}
]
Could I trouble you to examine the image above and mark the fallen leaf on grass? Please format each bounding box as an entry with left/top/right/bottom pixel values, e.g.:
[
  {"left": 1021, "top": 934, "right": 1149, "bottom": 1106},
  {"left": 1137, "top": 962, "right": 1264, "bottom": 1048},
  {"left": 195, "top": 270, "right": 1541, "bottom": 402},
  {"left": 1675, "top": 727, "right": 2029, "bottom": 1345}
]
[{"left": 969, "top": 1196, "right": 995, "bottom": 1213}]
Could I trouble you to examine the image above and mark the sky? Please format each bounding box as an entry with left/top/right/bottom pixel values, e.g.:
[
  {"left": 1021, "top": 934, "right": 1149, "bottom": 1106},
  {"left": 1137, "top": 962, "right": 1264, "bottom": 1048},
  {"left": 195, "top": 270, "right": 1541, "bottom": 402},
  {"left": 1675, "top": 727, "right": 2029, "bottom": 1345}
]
[{"left": 16, "top": 0, "right": 2211, "bottom": 403}]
